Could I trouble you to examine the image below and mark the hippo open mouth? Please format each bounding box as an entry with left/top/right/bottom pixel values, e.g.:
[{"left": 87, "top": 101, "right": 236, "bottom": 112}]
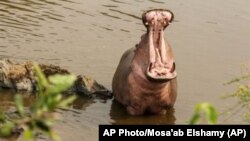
[{"left": 142, "top": 9, "right": 177, "bottom": 81}]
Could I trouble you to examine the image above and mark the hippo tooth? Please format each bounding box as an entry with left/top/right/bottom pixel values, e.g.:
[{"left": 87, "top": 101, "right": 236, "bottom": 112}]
[
  {"left": 160, "top": 30, "right": 167, "bottom": 63},
  {"left": 149, "top": 27, "right": 156, "bottom": 63}
]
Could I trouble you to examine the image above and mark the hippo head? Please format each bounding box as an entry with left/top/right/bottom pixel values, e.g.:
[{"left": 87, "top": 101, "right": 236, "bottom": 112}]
[{"left": 142, "top": 9, "right": 176, "bottom": 81}]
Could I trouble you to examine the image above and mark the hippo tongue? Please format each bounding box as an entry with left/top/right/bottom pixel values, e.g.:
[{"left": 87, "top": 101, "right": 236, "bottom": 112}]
[{"left": 144, "top": 10, "right": 177, "bottom": 81}]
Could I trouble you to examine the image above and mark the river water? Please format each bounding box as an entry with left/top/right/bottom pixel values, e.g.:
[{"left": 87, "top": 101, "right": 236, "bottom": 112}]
[{"left": 0, "top": 0, "right": 249, "bottom": 140}]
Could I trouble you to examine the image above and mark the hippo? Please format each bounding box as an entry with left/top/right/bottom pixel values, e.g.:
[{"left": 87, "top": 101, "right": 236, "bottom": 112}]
[{"left": 112, "top": 9, "right": 177, "bottom": 115}]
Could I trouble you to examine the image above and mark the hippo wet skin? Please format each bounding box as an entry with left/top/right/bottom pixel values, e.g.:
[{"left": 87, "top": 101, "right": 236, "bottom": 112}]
[{"left": 112, "top": 9, "right": 177, "bottom": 115}]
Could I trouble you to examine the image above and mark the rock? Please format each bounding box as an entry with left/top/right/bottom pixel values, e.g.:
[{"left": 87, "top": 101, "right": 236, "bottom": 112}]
[
  {"left": 0, "top": 59, "right": 112, "bottom": 99},
  {"left": 72, "top": 75, "right": 112, "bottom": 98},
  {"left": 0, "top": 59, "right": 33, "bottom": 91}
]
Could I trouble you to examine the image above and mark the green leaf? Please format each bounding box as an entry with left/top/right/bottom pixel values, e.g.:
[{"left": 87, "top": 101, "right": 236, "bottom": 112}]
[
  {"left": 33, "top": 62, "right": 49, "bottom": 93},
  {"left": 54, "top": 94, "right": 63, "bottom": 103},
  {"left": 14, "top": 94, "right": 25, "bottom": 117},
  {"left": 47, "top": 74, "right": 76, "bottom": 94},
  {"left": 46, "top": 94, "right": 63, "bottom": 110},
  {"left": 0, "top": 122, "right": 14, "bottom": 137},
  {"left": 23, "top": 128, "right": 34, "bottom": 140},
  {"left": 58, "top": 96, "right": 77, "bottom": 108},
  {"left": 189, "top": 114, "right": 200, "bottom": 125},
  {"left": 205, "top": 104, "right": 217, "bottom": 124},
  {"left": 0, "top": 111, "right": 6, "bottom": 122},
  {"left": 189, "top": 103, "right": 217, "bottom": 124},
  {"left": 35, "top": 120, "right": 50, "bottom": 132},
  {"left": 49, "top": 131, "right": 61, "bottom": 141}
]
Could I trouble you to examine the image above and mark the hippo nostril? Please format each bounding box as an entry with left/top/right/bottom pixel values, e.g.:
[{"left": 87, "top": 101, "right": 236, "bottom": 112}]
[
  {"left": 149, "top": 63, "right": 153, "bottom": 72},
  {"left": 170, "top": 63, "right": 175, "bottom": 73}
]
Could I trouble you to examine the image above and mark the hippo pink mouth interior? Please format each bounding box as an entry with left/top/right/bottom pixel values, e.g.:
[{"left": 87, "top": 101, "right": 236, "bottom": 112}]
[{"left": 142, "top": 9, "right": 176, "bottom": 81}]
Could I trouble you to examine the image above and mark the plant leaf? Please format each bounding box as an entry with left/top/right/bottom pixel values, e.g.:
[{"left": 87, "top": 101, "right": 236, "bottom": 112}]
[
  {"left": 189, "top": 103, "right": 217, "bottom": 124},
  {"left": 33, "top": 62, "right": 49, "bottom": 93},
  {"left": 35, "top": 120, "right": 50, "bottom": 132},
  {"left": 0, "top": 122, "right": 14, "bottom": 137},
  {"left": 58, "top": 96, "right": 77, "bottom": 108},
  {"left": 14, "top": 94, "right": 25, "bottom": 117},
  {"left": 203, "top": 103, "right": 217, "bottom": 124},
  {"left": 0, "top": 111, "right": 6, "bottom": 122},
  {"left": 47, "top": 74, "right": 76, "bottom": 94},
  {"left": 189, "top": 113, "right": 200, "bottom": 125},
  {"left": 23, "top": 128, "right": 34, "bottom": 140},
  {"left": 49, "top": 131, "right": 60, "bottom": 141}
]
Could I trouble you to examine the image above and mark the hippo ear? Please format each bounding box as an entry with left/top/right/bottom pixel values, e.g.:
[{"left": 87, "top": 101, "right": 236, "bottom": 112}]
[
  {"left": 142, "top": 11, "right": 148, "bottom": 28},
  {"left": 164, "top": 10, "right": 174, "bottom": 23}
]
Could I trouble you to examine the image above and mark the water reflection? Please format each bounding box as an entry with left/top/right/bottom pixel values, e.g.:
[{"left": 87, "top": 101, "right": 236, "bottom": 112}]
[
  {"left": 0, "top": 90, "right": 36, "bottom": 110},
  {"left": 72, "top": 95, "right": 95, "bottom": 110},
  {"left": 70, "top": 96, "right": 176, "bottom": 125},
  {"left": 109, "top": 100, "right": 176, "bottom": 125}
]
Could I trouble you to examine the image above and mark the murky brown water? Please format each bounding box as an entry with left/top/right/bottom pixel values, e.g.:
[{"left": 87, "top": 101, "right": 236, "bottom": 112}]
[{"left": 1, "top": 0, "right": 250, "bottom": 140}]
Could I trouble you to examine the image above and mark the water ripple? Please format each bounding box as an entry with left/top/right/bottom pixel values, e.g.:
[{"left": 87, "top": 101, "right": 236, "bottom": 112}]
[
  {"left": 1, "top": 16, "right": 40, "bottom": 26},
  {"left": 100, "top": 11, "right": 121, "bottom": 19},
  {"left": 148, "top": 0, "right": 165, "bottom": 4},
  {"left": 0, "top": 0, "right": 86, "bottom": 47},
  {"left": 0, "top": 24, "right": 32, "bottom": 31},
  {"left": 37, "top": 0, "right": 61, "bottom": 6},
  {"left": 110, "top": 0, "right": 131, "bottom": 5},
  {"left": 0, "top": 1, "right": 38, "bottom": 13},
  {"left": 100, "top": 26, "right": 113, "bottom": 31},
  {"left": 102, "top": 4, "right": 118, "bottom": 8},
  {"left": 0, "top": 8, "right": 15, "bottom": 15},
  {"left": 109, "top": 9, "right": 141, "bottom": 20},
  {"left": 41, "top": 14, "right": 64, "bottom": 21}
]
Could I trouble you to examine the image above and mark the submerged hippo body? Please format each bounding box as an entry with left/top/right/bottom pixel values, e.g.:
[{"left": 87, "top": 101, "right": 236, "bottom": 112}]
[{"left": 112, "top": 9, "right": 177, "bottom": 115}]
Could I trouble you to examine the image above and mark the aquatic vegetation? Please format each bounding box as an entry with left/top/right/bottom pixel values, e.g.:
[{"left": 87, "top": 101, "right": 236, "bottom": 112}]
[
  {"left": 223, "top": 67, "right": 250, "bottom": 122},
  {"left": 0, "top": 63, "right": 77, "bottom": 140},
  {"left": 189, "top": 102, "right": 218, "bottom": 124},
  {"left": 190, "top": 66, "right": 250, "bottom": 124}
]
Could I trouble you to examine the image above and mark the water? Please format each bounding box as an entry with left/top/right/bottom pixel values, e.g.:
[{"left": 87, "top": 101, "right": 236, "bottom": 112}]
[{"left": 0, "top": 0, "right": 249, "bottom": 140}]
